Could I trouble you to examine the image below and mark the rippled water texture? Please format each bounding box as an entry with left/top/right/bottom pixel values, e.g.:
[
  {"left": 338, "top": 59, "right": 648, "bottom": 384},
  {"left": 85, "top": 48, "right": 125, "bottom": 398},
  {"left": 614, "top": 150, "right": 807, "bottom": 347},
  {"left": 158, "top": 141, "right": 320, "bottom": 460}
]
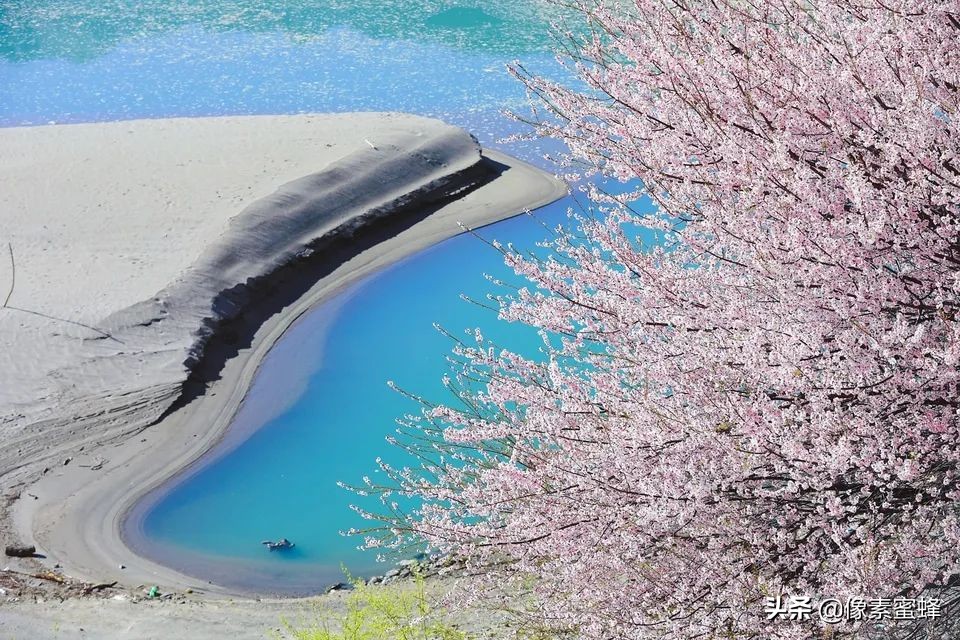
[
  {"left": 1, "top": 0, "right": 652, "bottom": 593},
  {"left": 0, "top": 0, "right": 571, "bottom": 159}
]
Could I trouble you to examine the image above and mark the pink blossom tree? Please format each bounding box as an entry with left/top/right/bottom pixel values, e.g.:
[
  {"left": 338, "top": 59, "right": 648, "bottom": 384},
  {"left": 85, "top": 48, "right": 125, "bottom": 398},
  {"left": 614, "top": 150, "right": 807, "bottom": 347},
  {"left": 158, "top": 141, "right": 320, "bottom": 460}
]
[{"left": 362, "top": 2, "right": 960, "bottom": 638}]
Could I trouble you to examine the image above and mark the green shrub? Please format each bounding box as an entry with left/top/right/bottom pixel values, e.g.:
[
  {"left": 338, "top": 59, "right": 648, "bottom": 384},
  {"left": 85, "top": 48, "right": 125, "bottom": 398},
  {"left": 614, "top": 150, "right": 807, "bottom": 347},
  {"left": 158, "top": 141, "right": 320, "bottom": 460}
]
[{"left": 281, "top": 572, "right": 469, "bottom": 640}]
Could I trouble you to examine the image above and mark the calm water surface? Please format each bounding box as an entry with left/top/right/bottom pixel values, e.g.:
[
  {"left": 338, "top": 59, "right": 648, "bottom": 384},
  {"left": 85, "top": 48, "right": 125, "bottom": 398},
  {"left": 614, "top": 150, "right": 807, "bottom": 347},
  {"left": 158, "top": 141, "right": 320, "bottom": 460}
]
[{"left": 1, "top": 1, "right": 651, "bottom": 593}]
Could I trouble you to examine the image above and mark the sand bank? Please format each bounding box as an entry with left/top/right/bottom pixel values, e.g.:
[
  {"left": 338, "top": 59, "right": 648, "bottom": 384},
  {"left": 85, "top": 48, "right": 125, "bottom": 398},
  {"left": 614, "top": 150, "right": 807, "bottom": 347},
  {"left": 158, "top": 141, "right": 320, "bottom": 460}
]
[
  {"left": 0, "top": 576, "right": 509, "bottom": 640},
  {"left": 0, "top": 113, "right": 566, "bottom": 604}
]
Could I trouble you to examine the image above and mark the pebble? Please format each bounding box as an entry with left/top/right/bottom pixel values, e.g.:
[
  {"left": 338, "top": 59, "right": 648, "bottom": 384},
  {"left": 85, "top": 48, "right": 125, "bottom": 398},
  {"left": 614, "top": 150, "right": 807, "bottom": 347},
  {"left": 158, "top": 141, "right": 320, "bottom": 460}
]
[{"left": 325, "top": 582, "right": 352, "bottom": 593}]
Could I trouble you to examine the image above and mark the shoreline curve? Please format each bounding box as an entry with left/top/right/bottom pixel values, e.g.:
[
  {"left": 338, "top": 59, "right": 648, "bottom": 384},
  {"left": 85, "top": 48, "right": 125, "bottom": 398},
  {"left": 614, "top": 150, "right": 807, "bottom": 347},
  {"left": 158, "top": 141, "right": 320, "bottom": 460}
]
[{"left": 1, "top": 114, "right": 567, "bottom": 598}]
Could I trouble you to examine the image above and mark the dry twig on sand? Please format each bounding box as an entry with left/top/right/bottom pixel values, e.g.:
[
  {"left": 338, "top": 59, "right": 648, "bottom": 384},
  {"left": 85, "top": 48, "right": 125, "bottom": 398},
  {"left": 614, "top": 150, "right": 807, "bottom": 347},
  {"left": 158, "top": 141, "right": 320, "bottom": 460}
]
[
  {"left": 0, "top": 242, "right": 122, "bottom": 343},
  {"left": 82, "top": 581, "right": 118, "bottom": 595},
  {"left": 2, "top": 242, "right": 13, "bottom": 309}
]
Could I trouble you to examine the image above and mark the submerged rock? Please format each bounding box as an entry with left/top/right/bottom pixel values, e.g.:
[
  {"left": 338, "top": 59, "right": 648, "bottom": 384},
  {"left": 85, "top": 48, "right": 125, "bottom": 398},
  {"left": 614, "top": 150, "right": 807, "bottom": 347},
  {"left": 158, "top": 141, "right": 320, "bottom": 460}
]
[{"left": 261, "top": 538, "right": 295, "bottom": 551}]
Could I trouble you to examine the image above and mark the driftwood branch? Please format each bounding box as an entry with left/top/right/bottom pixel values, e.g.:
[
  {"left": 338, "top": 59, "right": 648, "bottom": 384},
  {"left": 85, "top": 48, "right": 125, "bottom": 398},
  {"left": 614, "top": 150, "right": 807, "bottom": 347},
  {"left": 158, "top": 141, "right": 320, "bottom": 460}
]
[
  {"left": 3, "top": 305, "right": 123, "bottom": 343},
  {"left": 0, "top": 242, "right": 123, "bottom": 343},
  {"left": 32, "top": 571, "right": 66, "bottom": 584},
  {"left": 82, "top": 581, "right": 118, "bottom": 595},
  {"left": 3, "top": 242, "right": 13, "bottom": 308},
  {"left": 4, "top": 544, "right": 36, "bottom": 558}
]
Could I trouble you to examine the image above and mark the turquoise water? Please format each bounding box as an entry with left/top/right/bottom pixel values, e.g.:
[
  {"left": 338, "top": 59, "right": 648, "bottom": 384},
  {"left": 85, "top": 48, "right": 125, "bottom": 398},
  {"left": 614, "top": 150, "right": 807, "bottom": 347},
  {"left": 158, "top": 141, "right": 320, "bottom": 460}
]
[
  {"left": 1, "top": 1, "right": 650, "bottom": 593},
  {"left": 0, "top": 1, "right": 567, "bottom": 162},
  {"left": 127, "top": 206, "right": 581, "bottom": 593}
]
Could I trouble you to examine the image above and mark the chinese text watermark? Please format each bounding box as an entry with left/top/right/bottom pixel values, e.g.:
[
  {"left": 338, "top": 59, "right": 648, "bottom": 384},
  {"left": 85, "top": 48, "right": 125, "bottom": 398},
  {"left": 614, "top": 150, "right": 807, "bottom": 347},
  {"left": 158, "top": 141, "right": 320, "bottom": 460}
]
[{"left": 765, "top": 595, "right": 942, "bottom": 623}]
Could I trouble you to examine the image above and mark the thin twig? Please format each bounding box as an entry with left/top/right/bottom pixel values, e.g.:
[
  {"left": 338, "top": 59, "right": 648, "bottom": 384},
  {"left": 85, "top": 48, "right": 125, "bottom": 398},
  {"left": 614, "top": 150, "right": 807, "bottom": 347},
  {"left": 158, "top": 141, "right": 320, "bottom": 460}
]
[
  {"left": 3, "top": 242, "right": 13, "bottom": 308},
  {"left": 82, "top": 581, "right": 118, "bottom": 595},
  {"left": 0, "top": 242, "right": 122, "bottom": 343},
  {"left": 3, "top": 306, "right": 122, "bottom": 343}
]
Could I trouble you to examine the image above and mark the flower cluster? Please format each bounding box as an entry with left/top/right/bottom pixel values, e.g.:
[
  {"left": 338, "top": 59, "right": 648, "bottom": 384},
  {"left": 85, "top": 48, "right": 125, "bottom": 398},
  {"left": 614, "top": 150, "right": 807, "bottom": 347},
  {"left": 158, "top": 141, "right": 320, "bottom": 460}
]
[{"left": 363, "top": 2, "right": 960, "bottom": 638}]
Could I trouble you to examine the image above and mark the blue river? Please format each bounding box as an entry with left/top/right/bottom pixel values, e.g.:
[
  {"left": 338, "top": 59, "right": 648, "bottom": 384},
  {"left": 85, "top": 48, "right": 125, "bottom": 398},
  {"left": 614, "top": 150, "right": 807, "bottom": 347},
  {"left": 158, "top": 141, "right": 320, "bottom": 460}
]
[{"left": 1, "top": 1, "right": 652, "bottom": 593}]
